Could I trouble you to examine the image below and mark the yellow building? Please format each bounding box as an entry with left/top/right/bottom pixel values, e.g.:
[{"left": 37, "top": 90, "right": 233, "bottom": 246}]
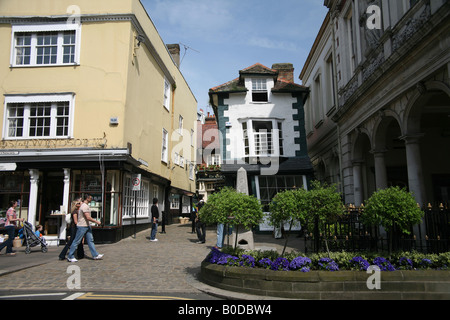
[{"left": 0, "top": 0, "right": 197, "bottom": 243}]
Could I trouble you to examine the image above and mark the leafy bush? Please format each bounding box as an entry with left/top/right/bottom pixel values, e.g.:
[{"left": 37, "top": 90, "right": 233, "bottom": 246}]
[{"left": 199, "top": 187, "right": 264, "bottom": 229}]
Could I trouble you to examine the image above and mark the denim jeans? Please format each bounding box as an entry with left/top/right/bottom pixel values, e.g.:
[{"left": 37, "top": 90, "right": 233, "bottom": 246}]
[
  {"left": 216, "top": 224, "right": 232, "bottom": 248},
  {"left": 59, "top": 226, "right": 84, "bottom": 260},
  {"left": 68, "top": 226, "right": 98, "bottom": 259},
  {"left": 150, "top": 222, "right": 158, "bottom": 240},
  {"left": 0, "top": 226, "right": 15, "bottom": 254}
]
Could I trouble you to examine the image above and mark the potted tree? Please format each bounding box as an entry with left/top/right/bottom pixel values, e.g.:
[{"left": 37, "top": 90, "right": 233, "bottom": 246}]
[
  {"left": 199, "top": 187, "right": 263, "bottom": 249},
  {"left": 269, "top": 188, "right": 309, "bottom": 255},
  {"left": 305, "top": 181, "right": 345, "bottom": 256},
  {"left": 361, "top": 186, "right": 424, "bottom": 256}
]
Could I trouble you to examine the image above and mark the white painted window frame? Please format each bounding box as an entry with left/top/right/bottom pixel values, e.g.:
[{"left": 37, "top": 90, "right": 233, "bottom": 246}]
[
  {"left": 3, "top": 93, "right": 75, "bottom": 140},
  {"left": 10, "top": 23, "right": 81, "bottom": 67}
]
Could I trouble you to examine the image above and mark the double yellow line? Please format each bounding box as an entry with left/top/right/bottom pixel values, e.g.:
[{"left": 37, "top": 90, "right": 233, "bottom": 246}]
[{"left": 76, "top": 292, "right": 193, "bottom": 300}]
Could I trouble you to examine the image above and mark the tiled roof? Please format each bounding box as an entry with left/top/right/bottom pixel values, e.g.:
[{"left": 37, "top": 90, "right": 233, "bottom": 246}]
[
  {"left": 209, "top": 62, "right": 307, "bottom": 94},
  {"left": 272, "top": 79, "right": 308, "bottom": 93},
  {"left": 239, "top": 63, "right": 278, "bottom": 76}
]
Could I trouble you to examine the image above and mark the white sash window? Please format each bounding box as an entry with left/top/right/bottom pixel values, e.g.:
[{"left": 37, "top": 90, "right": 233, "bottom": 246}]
[
  {"left": 3, "top": 94, "right": 75, "bottom": 140},
  {"left": 11, "top": 23, "right": 81, "bottom": 67}
]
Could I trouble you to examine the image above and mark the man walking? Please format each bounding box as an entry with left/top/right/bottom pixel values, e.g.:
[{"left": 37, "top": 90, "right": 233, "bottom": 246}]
[
  {"left": 67, "top": 194, "right": 103, "bottom": 262},
  {"left": 150, "top": 198, "right": 159, "bottom": 242},
  {"left": 195, "top": 195, "right": 206, "bottom": 244}
]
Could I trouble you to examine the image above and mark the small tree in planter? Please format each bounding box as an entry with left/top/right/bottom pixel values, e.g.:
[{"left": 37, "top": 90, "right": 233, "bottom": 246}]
[
  {"left": 305, "top": 181, "right": 345, "bottom": 256},
  {"left": 199, "top": 187, "right": 263, "bottom": 249},
  {"left": 269, "top": 188, "right": 309, "bottom": 255},
  {"left": 361, "top": 186, "right": 424, "bottom": 256}
]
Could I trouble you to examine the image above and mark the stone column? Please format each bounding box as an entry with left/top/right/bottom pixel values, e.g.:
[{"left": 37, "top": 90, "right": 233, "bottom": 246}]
[
  {"left": 372, "top": 150, "right": 388, "bottom": 190},
  {"left": 27, "top": 169, "right": 40, "bottom": 226},
  {"left": 60, "top": 168, "right": 71, "bottom": 240},
  {"left": 352, "top": 161, "right": 364, "bottom": 206},
  {"left": 401, "top": 134, "right": 426, "bottom": 207}
]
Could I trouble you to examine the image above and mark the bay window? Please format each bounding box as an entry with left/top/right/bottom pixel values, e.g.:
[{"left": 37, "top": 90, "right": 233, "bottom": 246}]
[{"left": 241, "top": 119, "right": 284, "bottom": 158}]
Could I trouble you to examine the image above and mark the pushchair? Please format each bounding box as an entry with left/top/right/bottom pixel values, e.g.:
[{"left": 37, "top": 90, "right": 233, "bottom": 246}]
[{"left": 22, "top": 221, "right": 48, "bottom": 254}]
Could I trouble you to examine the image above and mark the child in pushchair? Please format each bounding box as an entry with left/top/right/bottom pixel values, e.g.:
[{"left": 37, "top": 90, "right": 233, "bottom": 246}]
[{"left": 21, "top": 221, "right": 48, "bottom": 254}]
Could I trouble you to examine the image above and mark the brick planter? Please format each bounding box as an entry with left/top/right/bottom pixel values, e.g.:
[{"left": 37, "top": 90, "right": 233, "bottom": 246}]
[{"left": 200, "top": 261, "right": 450, "bottom": 300}]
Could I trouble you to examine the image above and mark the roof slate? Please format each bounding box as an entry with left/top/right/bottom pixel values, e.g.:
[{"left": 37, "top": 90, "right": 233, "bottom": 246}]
[{"left": 209, "top": 62, "right": 307, "bottom": 94}]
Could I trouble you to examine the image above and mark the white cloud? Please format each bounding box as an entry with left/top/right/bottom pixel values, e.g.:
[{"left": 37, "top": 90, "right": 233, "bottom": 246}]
[
  {"left": 247, "top": 36, "right": 299, "bottom": 51},
  {"left": 147, "top": 0, "right": 236, "bottom": 41}
]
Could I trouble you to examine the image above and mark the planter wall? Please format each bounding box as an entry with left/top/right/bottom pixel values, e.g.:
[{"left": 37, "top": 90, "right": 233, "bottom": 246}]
[{"left": 200, "top": 261, "right": 450, "bottom": 300}]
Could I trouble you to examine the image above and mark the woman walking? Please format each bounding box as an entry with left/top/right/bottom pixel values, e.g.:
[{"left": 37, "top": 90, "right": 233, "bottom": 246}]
[
  {"left": 0, "top": 201, "right": 24, "bottom": 256},
  {"left": 58, "top": 199, "right": 85, "bottom": 260},
  {"left": 67, "top": 195, "right": 103, "bottom": 262}
]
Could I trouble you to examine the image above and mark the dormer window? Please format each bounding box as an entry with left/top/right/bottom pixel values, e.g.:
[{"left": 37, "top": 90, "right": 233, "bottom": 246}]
[{"left": 251, "top": 79, "right": 268, "bottom": 102}]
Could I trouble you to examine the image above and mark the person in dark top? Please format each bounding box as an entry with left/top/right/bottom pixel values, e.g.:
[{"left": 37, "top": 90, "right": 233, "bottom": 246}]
[
  {"left": 58, "top": 199, "right": 84, "bottom": 260},
  {"left": 150, "top": 198, "right": 159, "bottom": 242},
  {"left": 195, "top": 195, "right": 206, "bottom": 244}
]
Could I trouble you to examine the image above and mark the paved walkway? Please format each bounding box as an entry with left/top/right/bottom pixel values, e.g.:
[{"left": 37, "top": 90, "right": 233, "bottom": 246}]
[{"left": 0, "top": 223, "right": 304, "bottom": 298}]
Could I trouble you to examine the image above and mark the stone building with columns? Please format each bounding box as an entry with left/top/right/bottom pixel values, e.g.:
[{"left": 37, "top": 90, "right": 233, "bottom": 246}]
[
  {"left": 300, "top": 0, "right": 450, "bottom": 207},
  {"left": 0, "top": 0, "right": 197, "bottom": 243}
]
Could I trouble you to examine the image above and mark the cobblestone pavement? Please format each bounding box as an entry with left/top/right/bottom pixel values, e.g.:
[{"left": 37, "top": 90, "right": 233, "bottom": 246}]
[{"left": 0, "top": 223, "right": 303, "bottom": 295}]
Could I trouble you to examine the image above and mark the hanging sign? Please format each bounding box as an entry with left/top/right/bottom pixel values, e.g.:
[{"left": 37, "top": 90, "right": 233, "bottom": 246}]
[
  {"left": 131, "top": 174, "right": 142, "bottom": 191},
  {"left": 0, "top": 163, "right": 17, "bottom": 171}
]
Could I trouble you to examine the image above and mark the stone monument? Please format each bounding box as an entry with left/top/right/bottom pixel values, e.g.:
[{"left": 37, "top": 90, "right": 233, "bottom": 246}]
[{"left": 230, "top": 167, "right": 255, "bottom": 250}]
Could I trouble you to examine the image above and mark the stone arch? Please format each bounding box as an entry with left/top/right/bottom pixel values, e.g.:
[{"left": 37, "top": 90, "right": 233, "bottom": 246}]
[
  {"left": 402, "top": 80, "right": 450, "bottom": 204},
  {"left": 372, "top": 113, "right": 407, "bottom": 190},
  {"left": 404, "top": 81, "right": 450, "bottom": 135},
  {"left": 352, "top": 130, "right": 374, "bottom": 205},
  {"left": 372, "top": 110, "right": 403, "bottom": 151}
]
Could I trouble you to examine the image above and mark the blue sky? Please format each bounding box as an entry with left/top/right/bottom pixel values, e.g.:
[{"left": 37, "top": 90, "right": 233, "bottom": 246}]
[{"left": 141, "top": 0, "right": 328, "bottom": 112}]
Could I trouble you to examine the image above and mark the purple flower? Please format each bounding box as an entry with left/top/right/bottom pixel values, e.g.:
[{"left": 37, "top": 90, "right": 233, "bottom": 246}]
[
  {"left": 398, "top": 257, "right": 413, "bottom": 270},
  {"left": 240, "top": 255, "right": 256, "bottom": 268},
  {"left": 271, "top": 257, "right": 290, "bottom": 271},
  {"left": 289, "top": 256, "right": 312, "bottom": 272},
  {"left": 258, "top": 258, "right": 273, "bottom": 269},
  {"left": 318, "top": 257, "right": 339, "bottom": 271},
  {"left": 350, "top": 256, "right": 370, "bottom": 271},
  {"left": 420, "top": 258, "right": 432, "bottom": 269},
  {"left": 373, "top": 257, "right": 396, "bottom": 271}
]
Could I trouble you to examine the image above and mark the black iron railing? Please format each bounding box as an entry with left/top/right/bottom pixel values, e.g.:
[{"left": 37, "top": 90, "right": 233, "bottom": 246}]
[{"left": 304, "top": 203, "right": 450, "bottom": 254}]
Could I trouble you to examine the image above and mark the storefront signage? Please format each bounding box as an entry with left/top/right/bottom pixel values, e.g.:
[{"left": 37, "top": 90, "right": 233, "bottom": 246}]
[
  {"left": 0, "top": 163, "right": 17, "bottom": 171},
  {"left": 0, "top": 138, "right": 107, "bottom": 149}
]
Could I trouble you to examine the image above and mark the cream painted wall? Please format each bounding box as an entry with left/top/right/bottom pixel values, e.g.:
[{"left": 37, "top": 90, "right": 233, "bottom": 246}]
[{"left": 0, "top": 0, "right": 197, "bottom": 193}]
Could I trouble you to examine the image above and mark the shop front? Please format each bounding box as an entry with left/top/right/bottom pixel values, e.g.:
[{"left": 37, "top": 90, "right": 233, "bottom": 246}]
[{"left": 0, "top": 149, "right": 168, "bottom": 244}]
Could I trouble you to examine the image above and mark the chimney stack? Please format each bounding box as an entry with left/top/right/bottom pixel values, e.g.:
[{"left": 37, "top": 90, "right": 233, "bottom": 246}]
[
  {"left": 167, "top": 44, "right": 181, "bottom": 67},
  {"left": 272, "top": 63, "right": 294, "bottom": 83}
]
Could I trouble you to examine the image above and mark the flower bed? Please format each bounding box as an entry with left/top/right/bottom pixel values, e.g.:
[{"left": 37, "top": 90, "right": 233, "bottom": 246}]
[
  {"left": 206, "top": 247, "right": 450, "bottom": 272},
  {"left": 201, "top": 248, "right": 450, "bottom": 299}
]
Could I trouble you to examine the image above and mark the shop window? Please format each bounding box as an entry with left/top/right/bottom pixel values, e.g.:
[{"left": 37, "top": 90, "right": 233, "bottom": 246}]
[
  {"left": 257, "top": 175, "right": 304, "bottom": 211},
  {"left": 122, "top": 174, "right": 150, "bottom": 219},
  {"left": 70, "top": 170, "right": 121, "bottom": 226},
  {"left": 0, "top": 171, "right": 30, "bottom": 221}
]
